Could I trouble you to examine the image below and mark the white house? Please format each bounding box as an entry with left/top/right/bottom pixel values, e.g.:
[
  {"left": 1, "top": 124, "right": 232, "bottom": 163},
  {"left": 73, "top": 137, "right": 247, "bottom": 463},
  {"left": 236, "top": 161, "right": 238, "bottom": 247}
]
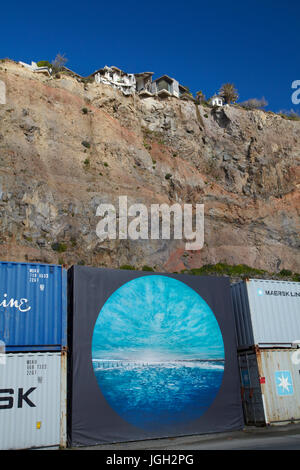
[
  {"left": 210, "top": 94, "right": 225, "bottom": 107},
  {"left": 91, "top": 65, "right": 136, "bottom": 95}
]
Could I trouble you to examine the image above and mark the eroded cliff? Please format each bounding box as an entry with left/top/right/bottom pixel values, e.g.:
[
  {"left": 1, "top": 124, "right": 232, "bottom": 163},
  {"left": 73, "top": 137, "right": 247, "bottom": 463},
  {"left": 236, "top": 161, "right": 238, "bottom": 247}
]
[{"left": 0, "top": 60, "right": 299, "bottom": 273}]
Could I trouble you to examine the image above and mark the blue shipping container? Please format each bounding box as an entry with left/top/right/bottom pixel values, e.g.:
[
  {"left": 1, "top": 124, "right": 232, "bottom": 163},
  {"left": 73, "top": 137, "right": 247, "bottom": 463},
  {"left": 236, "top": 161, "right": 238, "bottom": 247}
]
[{"left": 0, "top": 262, "right": 67, "bottom": 351}]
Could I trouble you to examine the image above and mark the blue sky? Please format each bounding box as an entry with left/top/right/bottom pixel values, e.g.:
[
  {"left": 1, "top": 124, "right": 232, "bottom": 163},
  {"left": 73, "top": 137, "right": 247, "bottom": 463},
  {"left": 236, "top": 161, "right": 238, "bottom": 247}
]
[
  {"left": 1, "top": 0, "right": 299, "bottom": 111},
  {"left": 92, "top": 275, "right": 224, "bottom": 360}
]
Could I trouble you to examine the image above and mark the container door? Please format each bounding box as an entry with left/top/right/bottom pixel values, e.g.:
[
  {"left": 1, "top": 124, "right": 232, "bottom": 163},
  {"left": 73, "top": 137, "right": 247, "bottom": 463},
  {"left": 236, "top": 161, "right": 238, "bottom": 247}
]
[
  {"left": 0, "top": 353, "right": 61, "bottom": 449},
  {"left": 239, "top": 352, "right": 265, "bottom": 425},
  {"left": 259, "top": 349, "right": 300, "bottom": 424}
]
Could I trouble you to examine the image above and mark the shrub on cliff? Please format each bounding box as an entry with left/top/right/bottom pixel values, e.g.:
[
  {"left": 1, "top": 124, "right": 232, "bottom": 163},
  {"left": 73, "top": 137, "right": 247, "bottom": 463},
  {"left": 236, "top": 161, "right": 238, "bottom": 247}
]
[
  {"left": 37, "top": 60, "right": 52, "bottom": 68},
  {"left": 51, "top": 53, "right": 68, "bottom": 73},
  {"left": 240, "top": 97, "right": 268, "bottom": 110},
  {"left": 278, "top": 109, "right": 300, "bottom": 121},
  {"left": 51, "top": 242, "right": 67, "bottom": 253}
]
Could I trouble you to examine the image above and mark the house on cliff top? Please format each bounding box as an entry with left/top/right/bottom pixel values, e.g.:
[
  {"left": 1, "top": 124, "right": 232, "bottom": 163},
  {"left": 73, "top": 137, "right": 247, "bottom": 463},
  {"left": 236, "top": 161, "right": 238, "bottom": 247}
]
[
  {"left": 18, "top": 60, "right": 192, "bottom": 100},
  {"left": 91, "top": 66, "right": 189, "bottom": 99},
  {"left": 90, "top": 65, "right": 136, "bottom": 95},
  {"left": 135, "top": 72, "right": 154, "bottom": 97},
  {"left": 151, "top": 75, "right": 189, "bottom": 98},
  {"left": 209, "top": 94, "right": 225, "bottom": 107}
]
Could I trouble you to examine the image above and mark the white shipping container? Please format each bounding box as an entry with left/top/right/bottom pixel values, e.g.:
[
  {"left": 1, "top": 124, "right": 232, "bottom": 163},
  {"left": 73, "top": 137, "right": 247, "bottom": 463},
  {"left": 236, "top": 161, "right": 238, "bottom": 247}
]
[
  {"left": 239, "top": 348, "right": 300, "bottom": 425},
  {"left": 231, "top": 279, "right": 300, "bottom": 349},
  {"left": 0, "top": 352, "right": 65, "bottom": 449}
]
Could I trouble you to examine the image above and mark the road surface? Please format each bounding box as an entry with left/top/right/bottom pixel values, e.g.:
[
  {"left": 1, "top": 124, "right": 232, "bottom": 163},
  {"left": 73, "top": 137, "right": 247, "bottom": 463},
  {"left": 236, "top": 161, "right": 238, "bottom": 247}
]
[{"left": 75, "top": 423, "right": 300, "bottom": 450}]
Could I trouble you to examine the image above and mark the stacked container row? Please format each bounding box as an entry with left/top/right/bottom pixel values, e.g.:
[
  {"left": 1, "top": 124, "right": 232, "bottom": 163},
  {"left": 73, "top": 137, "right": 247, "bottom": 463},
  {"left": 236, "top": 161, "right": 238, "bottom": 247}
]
[
  {"left": 231, "top": 279, "right": 300, "bottom": 426},
  {"left": 2, "top": 263, "right": 300, "bottom": 447},
  {"left": 0, "top": 262, "right": 67, "bottom": 449}
]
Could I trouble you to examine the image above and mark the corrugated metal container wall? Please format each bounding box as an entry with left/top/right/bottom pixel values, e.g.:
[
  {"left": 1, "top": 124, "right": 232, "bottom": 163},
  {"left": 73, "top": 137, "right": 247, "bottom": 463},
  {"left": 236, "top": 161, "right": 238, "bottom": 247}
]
[
  {"left": 258, "top": 349, "right": 300, "bottom": 424},
  {"left": 0, "top": 262, "right": 67, "bottom": 351},
  {"left": 238, "top": 349, "right": 300, "bottom": 425},
  {"left": 0, "top": 353, "right": 63, "bottom": 449},
  {"left": 238, "top": 351, "right": 265, "bottom": 425},
  {"left": 231, "top": 279, "right": 300, "bottom": 349}
]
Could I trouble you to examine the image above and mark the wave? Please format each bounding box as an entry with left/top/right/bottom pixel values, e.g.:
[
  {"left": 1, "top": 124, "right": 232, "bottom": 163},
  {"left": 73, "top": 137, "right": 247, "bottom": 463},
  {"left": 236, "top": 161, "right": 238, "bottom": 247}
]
[{"left": 92, "top": 358, "right": 224, "bottom": 372}]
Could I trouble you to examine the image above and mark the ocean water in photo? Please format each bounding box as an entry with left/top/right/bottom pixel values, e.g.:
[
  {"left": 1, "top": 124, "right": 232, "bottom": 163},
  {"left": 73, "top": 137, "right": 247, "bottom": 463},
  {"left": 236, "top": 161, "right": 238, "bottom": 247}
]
[
  {"left": 93, "top": 359, "right": 224, "bottom": 431},
  {"left": 92, "top": 275, "right": 225, "bottom": 431}
]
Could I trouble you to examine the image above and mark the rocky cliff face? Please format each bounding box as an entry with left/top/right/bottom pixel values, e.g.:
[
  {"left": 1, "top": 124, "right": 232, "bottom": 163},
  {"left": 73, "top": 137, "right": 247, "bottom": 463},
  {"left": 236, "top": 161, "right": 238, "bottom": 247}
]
[{"left": 0, "top": 60, "right": 299, "bottom": 273}]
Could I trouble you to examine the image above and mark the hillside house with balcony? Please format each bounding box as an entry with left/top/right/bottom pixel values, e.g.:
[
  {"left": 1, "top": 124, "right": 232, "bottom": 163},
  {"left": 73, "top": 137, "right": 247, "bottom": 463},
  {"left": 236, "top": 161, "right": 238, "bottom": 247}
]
[
  {"left": 151, "top": 75, "right": 189, "bottom": 98},
  {"left": 134, "top": 72, "right": 154, "bottom": 97}
]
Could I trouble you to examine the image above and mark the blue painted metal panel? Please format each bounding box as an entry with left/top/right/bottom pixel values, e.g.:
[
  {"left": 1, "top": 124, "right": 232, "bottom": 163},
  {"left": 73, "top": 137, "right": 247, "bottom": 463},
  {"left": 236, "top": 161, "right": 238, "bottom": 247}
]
[{"left": 0, "top": 261, "right": 66, "bottom": 351}]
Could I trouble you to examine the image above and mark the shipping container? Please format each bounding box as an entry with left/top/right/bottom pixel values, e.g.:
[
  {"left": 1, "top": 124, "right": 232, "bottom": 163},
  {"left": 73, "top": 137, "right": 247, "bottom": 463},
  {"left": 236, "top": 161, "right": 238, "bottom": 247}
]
[
  {"left": 238, "top": 348, "right": 300, "bottom": 425},
  {"left": 0, "top": 352, "right": 66, "bottom": 449},
  {"left": 0, "top": 261, "right": 67, "bottom": 351},
  {"left": 231, "top": 279, "right": 300, "bottom": 349}
]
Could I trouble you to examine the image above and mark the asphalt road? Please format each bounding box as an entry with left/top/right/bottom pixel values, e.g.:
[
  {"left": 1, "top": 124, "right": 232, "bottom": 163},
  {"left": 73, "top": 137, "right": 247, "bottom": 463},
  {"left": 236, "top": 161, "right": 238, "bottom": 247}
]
[{"left": 76, "top": 423, "right": 300, "bottom": 450}]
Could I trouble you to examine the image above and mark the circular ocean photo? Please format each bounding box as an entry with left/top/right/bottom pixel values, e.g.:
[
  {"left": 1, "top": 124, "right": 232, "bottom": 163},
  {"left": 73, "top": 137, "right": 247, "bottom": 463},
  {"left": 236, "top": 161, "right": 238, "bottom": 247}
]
[{"left": 92, "top": 275, "right": 225, "bottom": 432}]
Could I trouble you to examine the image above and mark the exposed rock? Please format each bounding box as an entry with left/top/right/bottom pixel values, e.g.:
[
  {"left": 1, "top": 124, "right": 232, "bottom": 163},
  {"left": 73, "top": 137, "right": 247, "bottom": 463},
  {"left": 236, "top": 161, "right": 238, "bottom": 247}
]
[{"left": 0, "top": 60, "right": 299, "bottom": 273}]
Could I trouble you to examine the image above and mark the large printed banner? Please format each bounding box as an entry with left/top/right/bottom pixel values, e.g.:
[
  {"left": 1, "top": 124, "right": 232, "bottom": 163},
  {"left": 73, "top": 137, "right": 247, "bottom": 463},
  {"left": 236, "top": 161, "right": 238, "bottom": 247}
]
[{"left": 68, "top": 266, "right": 243, "bottom": 446}]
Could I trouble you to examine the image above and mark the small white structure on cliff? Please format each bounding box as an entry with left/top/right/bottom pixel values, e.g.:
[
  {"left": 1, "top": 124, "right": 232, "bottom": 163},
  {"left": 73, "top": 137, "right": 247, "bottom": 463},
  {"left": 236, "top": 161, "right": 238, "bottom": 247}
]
[
  {"left": 210, "top": 94, "right": 224, "bottom": 107},
  {"left": 91, "top": 65, "right": 136, "bottom": 95},
  {"left": 19, "top": 61, "right": 52, "bottom": 76}
]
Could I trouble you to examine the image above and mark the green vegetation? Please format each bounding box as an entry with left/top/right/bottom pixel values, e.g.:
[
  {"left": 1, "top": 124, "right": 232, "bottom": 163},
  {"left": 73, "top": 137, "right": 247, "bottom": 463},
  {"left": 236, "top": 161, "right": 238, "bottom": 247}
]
[
  {"left": 278, "top": 269, "right": 293, "bottom": 277},
  {"left": 278, "top": 110, "right": 300, "bottom": 121},
  {"left": 182, "top": 263, "right": 266, "bottom": 277},
  {"left": 82, "top": 107, "right": 89, "bottom": 114},
  {"left": 120, "top": 265, "right": 155, "bottom": 272},
  {"left": 219, "top": 83, "right": 239, "bottom": 104},
  {"left": 142, "top": 265, "right": 155, "bottom": 272},
  {"left": 83, "top": 158, "right": 90, "bottom": 166},
  {"left": 51, "top": 242, "right": 67, "bottom": 253},
  {"left": 37, "top": 60, "right": 52, "bottom": 68},
  {"left": 165, "top": 173, "right": 172, "bottom": 180},
  {"left": 80, "top": 77, "right": 94, "bottom": 84},
  {"left": 103, "top": 162, "right": 109, "bottom": 167},
  {"left": 81, "top": 140, "right": 91, "bottom": 149},
  {"left": 70, "top": 238, "right": 77, "bottom": 247},
  {"left": 179, "top": 263, "right": 299, "bottom": 282},
  {"left": 195, "top": 90, "right": 206, "bottom": 104}
]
